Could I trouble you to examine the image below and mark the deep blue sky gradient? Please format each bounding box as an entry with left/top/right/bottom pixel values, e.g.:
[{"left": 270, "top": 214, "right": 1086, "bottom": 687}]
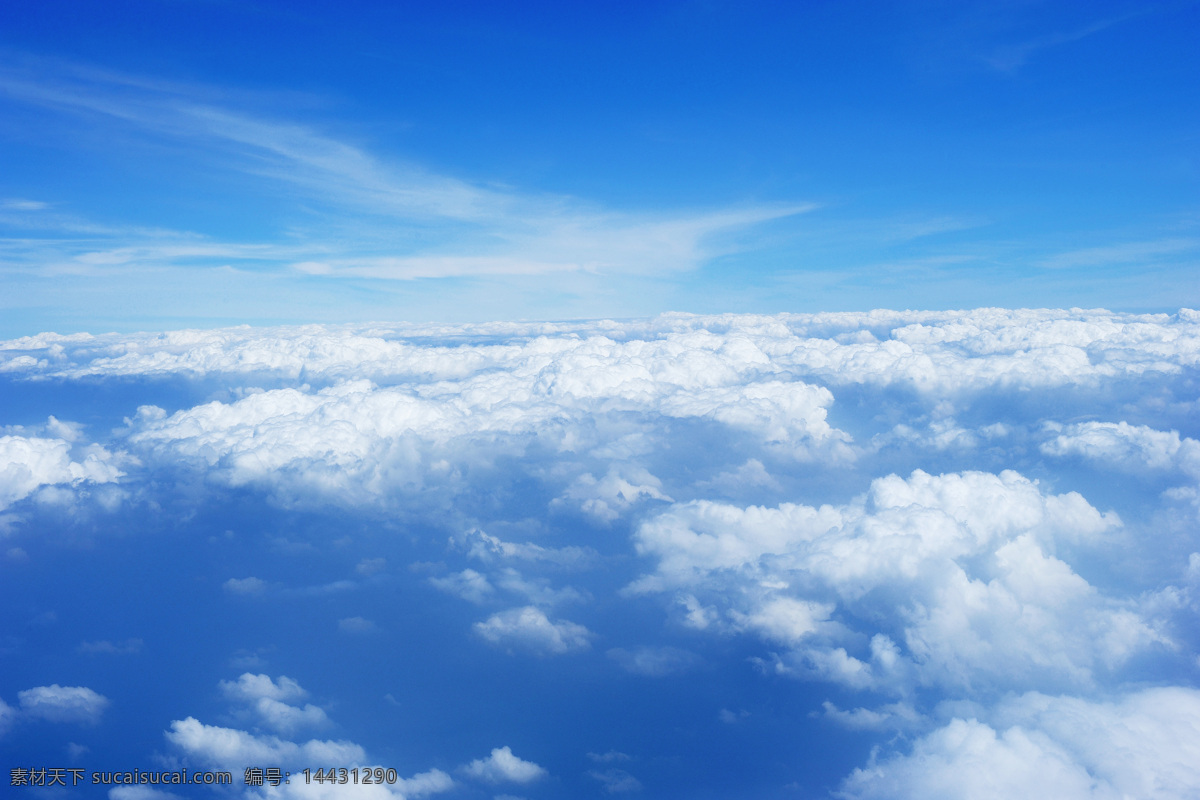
[{"left": 1, "top": 0, "right": 1197, "bottom": 335}]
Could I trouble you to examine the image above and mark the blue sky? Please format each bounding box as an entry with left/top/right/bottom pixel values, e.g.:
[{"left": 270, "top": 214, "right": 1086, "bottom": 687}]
[
  {"left": 3, "top": 4, "right": 1200, "bottom": 800},
  {"left": 1, "top": 0, "right": 1197, "bottom": 336}
]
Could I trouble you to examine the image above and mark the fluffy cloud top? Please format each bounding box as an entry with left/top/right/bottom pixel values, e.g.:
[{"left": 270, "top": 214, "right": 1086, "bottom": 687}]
[
  {"left": 218, "top": 674, "right": 329, "bottom": 735},
  {"left": 220, "top": 673, "right": 308, "bottom": 704},
  {"left": 473, "top": 606, "right": 592, "bottom": 655},
  {"left": 162, "top": 676, "right": 458, "bottom": 800},
  {"left": 166, "top": 717, "right": 363, "bottom": 770},
  {"left": 1042, "top": 421, "right": 1200, "bottom": 477},
  {"left": 17, "top": 684, "right": 110, "bottom": 724},
  {"left": 4, "top": 309, "right": 1196, "bottom": 390},
  {"left": 0, "top": 433, "right": 123, "bottom": 511},
  {"left": 3, "top": 309, "right": 1195, "bottom": 513},
  {"left": 632, "top": 469, "right": 1159, "bottom": 693},
  {"left": 839, "top": 687, "right": 1200, "bottom": 800},
  {"left": 462, "top": 746, "right": 547, "bottom": 784}
]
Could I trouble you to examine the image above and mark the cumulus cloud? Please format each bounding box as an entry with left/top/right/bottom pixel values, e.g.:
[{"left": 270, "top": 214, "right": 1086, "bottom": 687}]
[
  {"left": 631, "top": 469, "right": 1160, "bottom": 693},
  {"left": 17, "top": 684, "right": 110, "bottom": 724},
  {"left": 239, "top": 768, "right": 453, "bottom": 800},
  {"left": 219, "top": 674, "right": 329, "bottom": 735},
  {"left": 1042, "top": 421, "right": 1200, "bottom": 477},
  {"left": 733, "top": 597, "right": 834, "bottom": 647},
  {"left": 0, "top": 433, "right": 124, "bottom": 512},
  {"left": 429, "top": 569, "right": 495, "bottom": 604},
  {"left": 167, "top": 717, "right": 362, "bottom": 769},
  {"left": 474, "top": 606, "right": 592, "bottom": 655},
  {"left": 118, "top": 368, "right": 842, "bottom": 508},
  {"left": 164, "top": 674, "right": 454, "bottom": 799},
  {"left": 1, "top": 308, "right": 1194, "bottom": 523},
  {"left": 5, "top": 309, "right": 1196, "bottom": 392},
  {"left": 838, "top": 687, "right": 1200, "bottom": 800},
  {"left": 462, "top": 746, "right": 547, "bottom": 784},
  {"left": 221, "top": 673, "right": 308, "bottom": 704}
]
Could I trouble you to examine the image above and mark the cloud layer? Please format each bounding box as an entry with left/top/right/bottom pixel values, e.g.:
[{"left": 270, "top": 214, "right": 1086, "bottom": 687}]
[{"left": 3, "top": 308, "right": 1198, "bottom": 798}]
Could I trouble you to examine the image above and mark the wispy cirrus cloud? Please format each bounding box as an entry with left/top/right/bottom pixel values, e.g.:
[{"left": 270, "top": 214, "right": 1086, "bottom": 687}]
[
  {"left": 0, "top": 56, "right": 810, "bottom": 282},
  {"left": 981, "top": 13, "right": 1141, "bottom": 72},
  {"left": 1037, "top": 238, "right": 1200, "bottom": 270}
]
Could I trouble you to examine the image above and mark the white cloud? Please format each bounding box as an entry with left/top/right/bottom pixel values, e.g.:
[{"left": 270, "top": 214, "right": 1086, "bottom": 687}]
[
  {"left": 166, "top": 717, "right": 363, "bottom": 770},
  {"left": 873, "top": 417, "right": 981, "bottom": 452},
  {"left": 429, "top": 569, "right": 495, "bottom": 604},
  {"left": 818, "top": 700, "right": 921, "bottom": 732},
  {"left": 0, "top": 433, "right": 123, "bottom": 512},
  {"left": 391, "top": 769, "right": 456, "bottom": 797},
  {"left": 490, "top": 568, "right": 586, "bottom": 608},
  {"left": 557, "top": 466, "right": 672, "bottom": 523},
  {"left": 1038, "top": 237, "right": 1200, "bottom": 270},
  {"left": 474, "top": 606, "right": 592, "bottom": 655},
  {"left": 1042, "top": 421, "right": 1200, "bottom": 478},
  {"left": 1, "top": 198, "right": 50, "bottom": 211},
  {"left": 4, "top": 308, "right": 1200, "bottom": 797},
  {"left": 462, "top": 746, "right": 547, "bottom": 784},
  {"left": 838, "top": 687, "right": 1200, "bottom": 800},
  {"left": 4, "top": 309, "right": 1196, "bottom": 391},
  {"left": 840, "top": 716, "right": 1106, "bottom": 799},
  {"left": 113, "top": 345, "right": 845, "bottom": 508},
  {"left": 165, "top": 675, "right": 452, "bottom": 799},
  {"left": 0, "top": 60, "right": 807, "bottom": 286},
  {"left": 1, "top": 308, "right": 1195, "bottom": 521},
  {"left": 631, "top": 469, "right": 1159, "bottom": 693},
  {"left": 736, "top": 596, "right": 834, "bottom": 646},
  {"left": 243, "top": 768, "right": 454, "bottom": 800},
  {"left": 218, "top": 674, "right": 328, "bottom": 736},
  {"left": 17, "top": 684, "right": 109, "bottom": 724},
  {"left": 221, "top": 673, "right": 307, "bottom": 704},
  {"left": 252, "top": 698, "right": 330, "bottom": 736},
  {"left": 454, "top": 529, "right": 595, "bottom": 569}
]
